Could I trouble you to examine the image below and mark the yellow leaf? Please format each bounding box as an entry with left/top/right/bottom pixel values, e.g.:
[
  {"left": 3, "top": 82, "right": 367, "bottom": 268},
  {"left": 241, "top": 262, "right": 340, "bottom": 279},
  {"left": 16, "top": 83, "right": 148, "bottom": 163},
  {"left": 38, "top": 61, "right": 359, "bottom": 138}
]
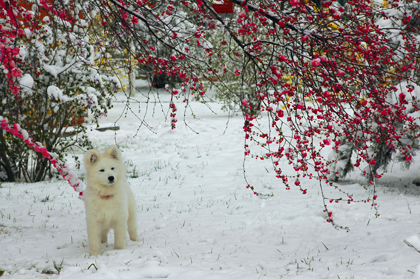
[{"left": 328, "top": 23, "right": 339, "bottom": 30}]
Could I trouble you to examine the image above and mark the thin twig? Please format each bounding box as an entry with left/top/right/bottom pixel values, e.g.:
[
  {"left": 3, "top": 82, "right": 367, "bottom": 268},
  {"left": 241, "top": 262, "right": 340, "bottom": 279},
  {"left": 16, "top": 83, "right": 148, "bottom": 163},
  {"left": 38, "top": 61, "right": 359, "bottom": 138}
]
[
  {"left": 404, "top": 240, "right": 420, "bottom": 253},
  {"left": 88, "top": 263, "right": 98, "bottom": 270}
]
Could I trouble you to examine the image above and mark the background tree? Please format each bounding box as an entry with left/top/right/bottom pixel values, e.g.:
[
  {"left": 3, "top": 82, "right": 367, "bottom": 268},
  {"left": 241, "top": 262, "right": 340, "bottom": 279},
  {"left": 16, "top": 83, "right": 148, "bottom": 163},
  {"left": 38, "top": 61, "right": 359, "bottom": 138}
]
[
  {"left": 2, "top": 0, "right": 420, "bottom": 228},
  {"left": 92, "top": 0, "right": 420, "bottom": 228}
]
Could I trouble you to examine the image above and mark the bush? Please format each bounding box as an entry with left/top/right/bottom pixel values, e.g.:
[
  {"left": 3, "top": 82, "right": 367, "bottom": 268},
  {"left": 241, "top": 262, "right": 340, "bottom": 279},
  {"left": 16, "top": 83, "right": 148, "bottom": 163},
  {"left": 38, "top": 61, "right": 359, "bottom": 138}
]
[{"left": 0, "top": 3, "right": 118, "bottom": 182}]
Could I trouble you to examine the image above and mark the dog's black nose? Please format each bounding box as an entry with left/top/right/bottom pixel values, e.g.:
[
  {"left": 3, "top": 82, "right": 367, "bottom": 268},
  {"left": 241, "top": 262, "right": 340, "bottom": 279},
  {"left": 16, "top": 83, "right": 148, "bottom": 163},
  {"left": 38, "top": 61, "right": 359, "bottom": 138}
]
[{"left": 108, "top": 176, "right": 114, "bottom": 182}]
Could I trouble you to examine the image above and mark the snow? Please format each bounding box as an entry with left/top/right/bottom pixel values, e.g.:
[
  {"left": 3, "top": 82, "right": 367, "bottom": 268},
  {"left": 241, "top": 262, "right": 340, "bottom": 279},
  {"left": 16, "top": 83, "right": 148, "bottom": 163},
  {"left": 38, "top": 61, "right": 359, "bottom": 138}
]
[
  {"left": 47, "top": 85, "right": 64, "bottom": 101},
  {"left": 47, "top": 85, "right": 73, "bottom": 102},
  {"left": 2, "top": 82, "right": 420, "bottom": 278},
  {"left": 44, "top": 64, "right": 65, "bottom": 78},
  {"left": 407, "top": 235, "right": 420, "bottom": 251},
  {"left": 19, "top": 73, "right": 34, "bottom": 95}
]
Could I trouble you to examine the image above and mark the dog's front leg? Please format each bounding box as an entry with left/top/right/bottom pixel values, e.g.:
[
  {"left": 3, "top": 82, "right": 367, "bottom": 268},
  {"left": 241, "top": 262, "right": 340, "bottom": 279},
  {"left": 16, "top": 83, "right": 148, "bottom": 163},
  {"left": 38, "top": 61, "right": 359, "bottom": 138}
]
[
  {"left": 87, "top": 220, "right": 101, "bottom": 256},
  {"left": 114, "top": 220, "right": 127, "bottom": 250}
]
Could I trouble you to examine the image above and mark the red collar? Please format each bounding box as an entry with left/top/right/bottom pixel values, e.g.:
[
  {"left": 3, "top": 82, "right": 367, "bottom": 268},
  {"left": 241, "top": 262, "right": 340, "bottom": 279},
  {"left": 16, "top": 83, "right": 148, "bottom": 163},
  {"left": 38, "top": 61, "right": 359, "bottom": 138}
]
[{"left": 100, "top": 194, "right": 114, "bottom": 199}]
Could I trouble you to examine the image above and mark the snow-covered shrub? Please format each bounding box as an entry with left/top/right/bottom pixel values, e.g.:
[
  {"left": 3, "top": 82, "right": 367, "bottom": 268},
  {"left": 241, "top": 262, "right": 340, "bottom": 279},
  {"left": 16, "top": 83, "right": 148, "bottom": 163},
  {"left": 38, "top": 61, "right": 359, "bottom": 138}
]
[{"left": 0, "top": 2, "right": 118, "bottom": 182}]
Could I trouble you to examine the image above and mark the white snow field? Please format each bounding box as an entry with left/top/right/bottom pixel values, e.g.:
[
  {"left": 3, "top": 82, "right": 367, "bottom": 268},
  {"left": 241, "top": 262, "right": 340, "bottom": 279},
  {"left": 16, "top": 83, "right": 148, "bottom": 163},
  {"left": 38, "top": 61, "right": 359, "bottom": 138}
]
[{"left": 2, "top": 85, "right": 420, "bottom": 279}]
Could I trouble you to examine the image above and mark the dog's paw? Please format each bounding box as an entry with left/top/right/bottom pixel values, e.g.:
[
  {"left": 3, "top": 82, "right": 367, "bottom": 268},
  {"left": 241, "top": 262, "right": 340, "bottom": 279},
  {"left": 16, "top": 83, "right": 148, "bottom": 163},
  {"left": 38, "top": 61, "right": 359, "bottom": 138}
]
[
  {"left": 130, "top": 235, "right": 140, "bottom": 242},
  {"left": 114, "top": 243, "right": 126, "bottom": 250},
  {"left": 90, "top": 250, "right": 100, "bottom": 257}
]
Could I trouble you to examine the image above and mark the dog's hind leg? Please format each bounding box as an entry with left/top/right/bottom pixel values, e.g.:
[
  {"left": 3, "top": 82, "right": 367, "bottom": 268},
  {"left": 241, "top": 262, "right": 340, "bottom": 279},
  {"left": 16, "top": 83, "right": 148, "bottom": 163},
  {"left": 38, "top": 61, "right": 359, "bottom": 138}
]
[
  {"left": 127, "top": 192, "right": 139, "bottom": 241},
  {"left": 101, "top": 228, "right": 109, "bottom": 244},
  {"left": 127, "top": 215, "right": 139, "bottom": 241},
  {"left": 128, "top": 213, "right": 139, "bottom": 242}
]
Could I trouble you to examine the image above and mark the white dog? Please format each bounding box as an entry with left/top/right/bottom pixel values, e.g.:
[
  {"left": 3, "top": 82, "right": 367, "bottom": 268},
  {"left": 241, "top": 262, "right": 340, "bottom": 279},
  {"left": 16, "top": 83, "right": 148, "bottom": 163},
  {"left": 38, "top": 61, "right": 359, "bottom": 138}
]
[{"left": 84, "top": 145, "right": 139, "bottom": 256}]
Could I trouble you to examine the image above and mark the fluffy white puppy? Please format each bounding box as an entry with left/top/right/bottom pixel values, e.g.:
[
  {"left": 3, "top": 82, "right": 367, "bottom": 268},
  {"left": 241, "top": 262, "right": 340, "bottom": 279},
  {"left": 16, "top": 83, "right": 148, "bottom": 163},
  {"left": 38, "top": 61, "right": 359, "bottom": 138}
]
[{"left": 84, "top": 145, "right": 139, "bottom": 256}]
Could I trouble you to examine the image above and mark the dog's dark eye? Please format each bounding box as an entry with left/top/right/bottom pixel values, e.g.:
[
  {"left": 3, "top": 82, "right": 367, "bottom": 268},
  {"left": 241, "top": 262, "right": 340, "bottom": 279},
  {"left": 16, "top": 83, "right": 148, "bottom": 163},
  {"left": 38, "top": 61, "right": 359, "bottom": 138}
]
[
  {"left": 111, "top": 167, "right": 114, "bottom": 170},
  {"left": 99, "top": 169, "right": 105, "bottom": 172}
]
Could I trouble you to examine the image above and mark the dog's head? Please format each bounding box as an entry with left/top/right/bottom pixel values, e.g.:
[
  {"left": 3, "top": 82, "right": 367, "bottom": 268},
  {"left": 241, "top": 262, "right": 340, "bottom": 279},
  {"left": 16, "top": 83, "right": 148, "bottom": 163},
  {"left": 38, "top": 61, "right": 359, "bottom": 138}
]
[{"left": 84, "top": 146, "right": 125, "bottom": 187}]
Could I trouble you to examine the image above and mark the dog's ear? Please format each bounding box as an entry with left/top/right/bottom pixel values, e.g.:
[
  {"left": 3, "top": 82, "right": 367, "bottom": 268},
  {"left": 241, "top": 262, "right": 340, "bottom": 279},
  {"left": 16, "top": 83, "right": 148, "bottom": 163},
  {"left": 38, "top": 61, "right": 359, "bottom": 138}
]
[
  {"left": 85, "top": 149, "right": 100, "bottom": 167},
  {"left": 104, "top": 145, "right": 122, "bottom": 161}
]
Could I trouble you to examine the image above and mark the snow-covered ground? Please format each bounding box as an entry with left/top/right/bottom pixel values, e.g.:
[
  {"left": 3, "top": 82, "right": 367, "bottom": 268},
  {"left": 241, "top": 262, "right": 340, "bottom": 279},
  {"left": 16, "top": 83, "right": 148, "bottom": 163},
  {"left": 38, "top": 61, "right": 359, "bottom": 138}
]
[{"left": 2, "top": 83, "right": 420, "bottom": 279}]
